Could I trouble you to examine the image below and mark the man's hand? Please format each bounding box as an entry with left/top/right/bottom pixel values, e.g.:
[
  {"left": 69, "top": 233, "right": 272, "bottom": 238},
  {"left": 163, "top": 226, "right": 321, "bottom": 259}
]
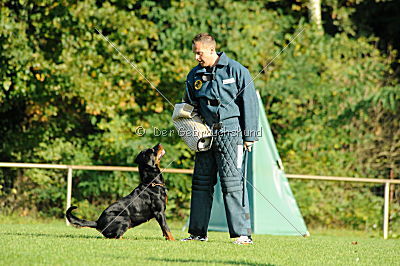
[{"left": 244, "top": 141, "right": 254, "bottom": 152}]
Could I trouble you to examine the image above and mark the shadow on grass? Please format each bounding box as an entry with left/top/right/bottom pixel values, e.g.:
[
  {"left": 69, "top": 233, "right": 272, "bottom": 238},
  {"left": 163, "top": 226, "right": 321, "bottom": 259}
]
[
  {"left": 0, "top": 232, "right": 103, "bottom": 239},
  {"left": 148, "top": 257, "right": 275, "bottom": 265},
  {"left": 0, "top": 231, "right": 166, "bottom": 241}
]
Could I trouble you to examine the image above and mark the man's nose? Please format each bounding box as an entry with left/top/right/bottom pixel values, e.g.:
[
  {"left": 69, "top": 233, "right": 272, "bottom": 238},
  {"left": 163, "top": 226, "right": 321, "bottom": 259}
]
[{"left": 195, "top": 54, "right": 200, "bottom": 61}]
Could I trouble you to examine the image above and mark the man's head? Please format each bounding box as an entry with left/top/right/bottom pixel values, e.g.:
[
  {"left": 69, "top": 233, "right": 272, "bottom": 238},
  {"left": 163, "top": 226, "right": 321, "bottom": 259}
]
[{"left": 192, "top": 33, "right": 219, "bottom": 67}]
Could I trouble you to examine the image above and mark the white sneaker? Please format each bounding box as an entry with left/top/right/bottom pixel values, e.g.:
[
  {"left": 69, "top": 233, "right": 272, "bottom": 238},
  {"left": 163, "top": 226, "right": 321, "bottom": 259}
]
[
  {"left": 233, "top": 235, "right": 253, "bottom": 245},
  {"left": 180, "top": 234, "right": 208, "bottom": 241}
]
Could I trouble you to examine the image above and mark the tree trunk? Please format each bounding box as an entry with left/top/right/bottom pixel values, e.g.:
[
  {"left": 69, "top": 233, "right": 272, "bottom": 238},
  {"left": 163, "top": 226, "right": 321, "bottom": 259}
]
[{"left": 308, "top": 0, "right": 323, "bottom": 32}]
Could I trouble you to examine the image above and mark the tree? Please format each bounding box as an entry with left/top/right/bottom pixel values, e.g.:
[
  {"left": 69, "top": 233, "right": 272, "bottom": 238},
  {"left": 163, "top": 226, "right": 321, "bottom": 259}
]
[{"left": 308, "top": 0, "right": 322, "bottom": 31}]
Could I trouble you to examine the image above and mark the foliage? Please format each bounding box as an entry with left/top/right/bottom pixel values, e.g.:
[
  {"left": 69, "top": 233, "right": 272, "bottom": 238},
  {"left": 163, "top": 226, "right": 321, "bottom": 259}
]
[
  {"left": 0, "top": 0, "right": 399, "bottom": 230},
  {"left": 292, "top": 181, "right": 384, "bottom": 230}
]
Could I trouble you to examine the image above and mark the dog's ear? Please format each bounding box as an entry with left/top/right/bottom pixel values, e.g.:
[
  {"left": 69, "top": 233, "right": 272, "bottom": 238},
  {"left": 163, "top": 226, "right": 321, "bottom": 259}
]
[
  {"left": 135, "top": 149, "right": 156, "bottom": 166},
  {"left": 134, "top": 151, "right": 144, "bottom": 165},
  {"left": 146, "top": 149, "right": 156, "bottom": 167}
]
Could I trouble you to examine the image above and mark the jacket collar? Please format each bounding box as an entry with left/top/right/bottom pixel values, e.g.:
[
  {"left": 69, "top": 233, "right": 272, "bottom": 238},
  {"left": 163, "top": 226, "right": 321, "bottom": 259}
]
[
  {"left": 216, "top": 52, "right": 229, "bottom": 66},
  {"left": 195, "top": 52, "right": 228, "bottom": 74}
]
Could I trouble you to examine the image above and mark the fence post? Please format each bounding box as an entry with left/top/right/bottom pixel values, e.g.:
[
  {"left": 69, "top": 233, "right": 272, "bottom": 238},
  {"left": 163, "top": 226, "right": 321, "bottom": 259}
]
[
  {"left": 383, "top": 181, "right": 390, "bottom": 239},
  {"left": 66, "top": 166, "right": 73, "bottom": 226}
]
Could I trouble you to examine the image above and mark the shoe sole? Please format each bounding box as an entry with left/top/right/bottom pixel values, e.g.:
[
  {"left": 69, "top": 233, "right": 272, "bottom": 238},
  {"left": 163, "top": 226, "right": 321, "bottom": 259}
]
[{"left": 233, "top": 242, "right": 253, "bottom": 245}]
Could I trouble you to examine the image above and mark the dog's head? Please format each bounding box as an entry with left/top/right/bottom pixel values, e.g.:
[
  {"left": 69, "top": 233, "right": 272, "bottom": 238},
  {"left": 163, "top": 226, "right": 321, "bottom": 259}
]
[{"left": 134, "top": 143, "right": 165, "bottom": 168}]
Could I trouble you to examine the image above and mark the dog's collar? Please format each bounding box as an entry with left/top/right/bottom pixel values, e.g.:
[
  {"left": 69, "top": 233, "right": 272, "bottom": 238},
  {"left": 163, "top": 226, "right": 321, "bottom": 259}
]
[
  {"left": 143, "top": 182, "right": 165, "bottom": 188},
  {"left": 150, "top": 183, "right": 165, "bottom": 187}
]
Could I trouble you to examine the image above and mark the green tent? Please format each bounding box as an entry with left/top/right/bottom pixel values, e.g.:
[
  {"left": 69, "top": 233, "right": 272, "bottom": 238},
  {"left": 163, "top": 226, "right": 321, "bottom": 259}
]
[{"left": 207, "top": 92, "right": 309, "bottom": 236}]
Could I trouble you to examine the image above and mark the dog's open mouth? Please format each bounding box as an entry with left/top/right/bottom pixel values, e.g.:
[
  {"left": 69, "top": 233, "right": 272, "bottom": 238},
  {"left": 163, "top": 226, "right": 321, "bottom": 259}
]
[
  {"left": 154, "top": 144, "right": 165, "bottom": 161},
  {"left": 158, "top": 149, "right": 165, "bottom": 160}
]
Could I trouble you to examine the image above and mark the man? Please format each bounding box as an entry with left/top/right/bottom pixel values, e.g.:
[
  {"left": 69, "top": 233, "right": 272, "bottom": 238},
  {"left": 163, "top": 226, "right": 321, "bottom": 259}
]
[{"left": 181, "top": 33, "right": 259, "bottom": 245}]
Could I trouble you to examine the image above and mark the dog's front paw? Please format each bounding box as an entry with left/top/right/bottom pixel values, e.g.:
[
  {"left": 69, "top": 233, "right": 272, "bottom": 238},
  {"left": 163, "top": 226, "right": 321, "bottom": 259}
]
[{"left": 165, "top": 232, "right": 175, "bottom": 241}]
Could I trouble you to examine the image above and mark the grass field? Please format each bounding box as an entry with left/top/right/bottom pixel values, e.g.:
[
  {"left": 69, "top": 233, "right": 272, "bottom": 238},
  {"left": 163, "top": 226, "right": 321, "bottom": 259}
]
[{"left": 1, "top": 217, "right": 399, "bottom": 265}]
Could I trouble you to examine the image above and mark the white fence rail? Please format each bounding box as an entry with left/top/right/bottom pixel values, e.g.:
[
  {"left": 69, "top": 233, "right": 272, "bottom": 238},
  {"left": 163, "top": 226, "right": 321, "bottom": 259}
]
[{"left": 1, "top": 162, "right": 399, "bottom": 239}]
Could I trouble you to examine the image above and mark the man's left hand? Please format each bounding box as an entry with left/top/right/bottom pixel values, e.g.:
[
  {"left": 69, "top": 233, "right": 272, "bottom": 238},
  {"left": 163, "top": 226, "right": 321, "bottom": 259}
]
[{"left": 244, "top": 141, "right": 254, "bottom": 152}]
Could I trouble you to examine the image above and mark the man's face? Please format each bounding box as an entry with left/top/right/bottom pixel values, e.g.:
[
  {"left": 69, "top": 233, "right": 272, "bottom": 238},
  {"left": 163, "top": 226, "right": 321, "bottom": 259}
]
[{"left": 192, "top": 42, "right": 215, "bottom": 67}]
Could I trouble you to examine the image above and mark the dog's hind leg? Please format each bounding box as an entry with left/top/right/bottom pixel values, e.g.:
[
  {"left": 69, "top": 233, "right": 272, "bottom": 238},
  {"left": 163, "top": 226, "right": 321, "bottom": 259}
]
[
  {"left": 115, "top": 222, "right": 130, "bottom": 239},
  {"left": 102, "top": 221, "right": 130, "bottom": 239},
  {"left": 154, "top": 212, "right": 175, "bottom": 241}
]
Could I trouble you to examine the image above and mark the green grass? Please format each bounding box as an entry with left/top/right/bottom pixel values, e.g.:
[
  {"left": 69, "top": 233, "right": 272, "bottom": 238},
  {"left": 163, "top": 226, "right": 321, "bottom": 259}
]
[{"left": 0, "top": 218, "right": 399, "bottom": 265}]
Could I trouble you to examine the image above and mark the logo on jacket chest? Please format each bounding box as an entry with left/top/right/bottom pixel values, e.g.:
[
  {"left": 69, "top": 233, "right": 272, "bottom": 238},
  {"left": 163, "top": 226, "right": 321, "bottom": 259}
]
[{"left": 194, "top": 80, "right": 203, "bottom": 90}]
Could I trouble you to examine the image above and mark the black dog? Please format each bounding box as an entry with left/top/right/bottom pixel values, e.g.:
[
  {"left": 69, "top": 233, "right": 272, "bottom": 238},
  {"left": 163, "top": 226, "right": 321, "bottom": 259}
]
[{"left": 66, "top": 144, "right": 174, "bottom": 240}]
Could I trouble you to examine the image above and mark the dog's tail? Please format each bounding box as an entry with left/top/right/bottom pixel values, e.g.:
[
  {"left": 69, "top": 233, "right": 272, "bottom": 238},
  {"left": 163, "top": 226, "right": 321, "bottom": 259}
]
[{"left": 66, "top": 206, "right": 97, "bottom": 228}]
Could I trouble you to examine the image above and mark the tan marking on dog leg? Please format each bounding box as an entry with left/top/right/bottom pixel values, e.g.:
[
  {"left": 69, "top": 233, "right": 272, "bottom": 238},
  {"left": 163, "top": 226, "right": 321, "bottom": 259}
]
[{"left": 165, "top": 231, "right": 175, "bottom": 241}]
